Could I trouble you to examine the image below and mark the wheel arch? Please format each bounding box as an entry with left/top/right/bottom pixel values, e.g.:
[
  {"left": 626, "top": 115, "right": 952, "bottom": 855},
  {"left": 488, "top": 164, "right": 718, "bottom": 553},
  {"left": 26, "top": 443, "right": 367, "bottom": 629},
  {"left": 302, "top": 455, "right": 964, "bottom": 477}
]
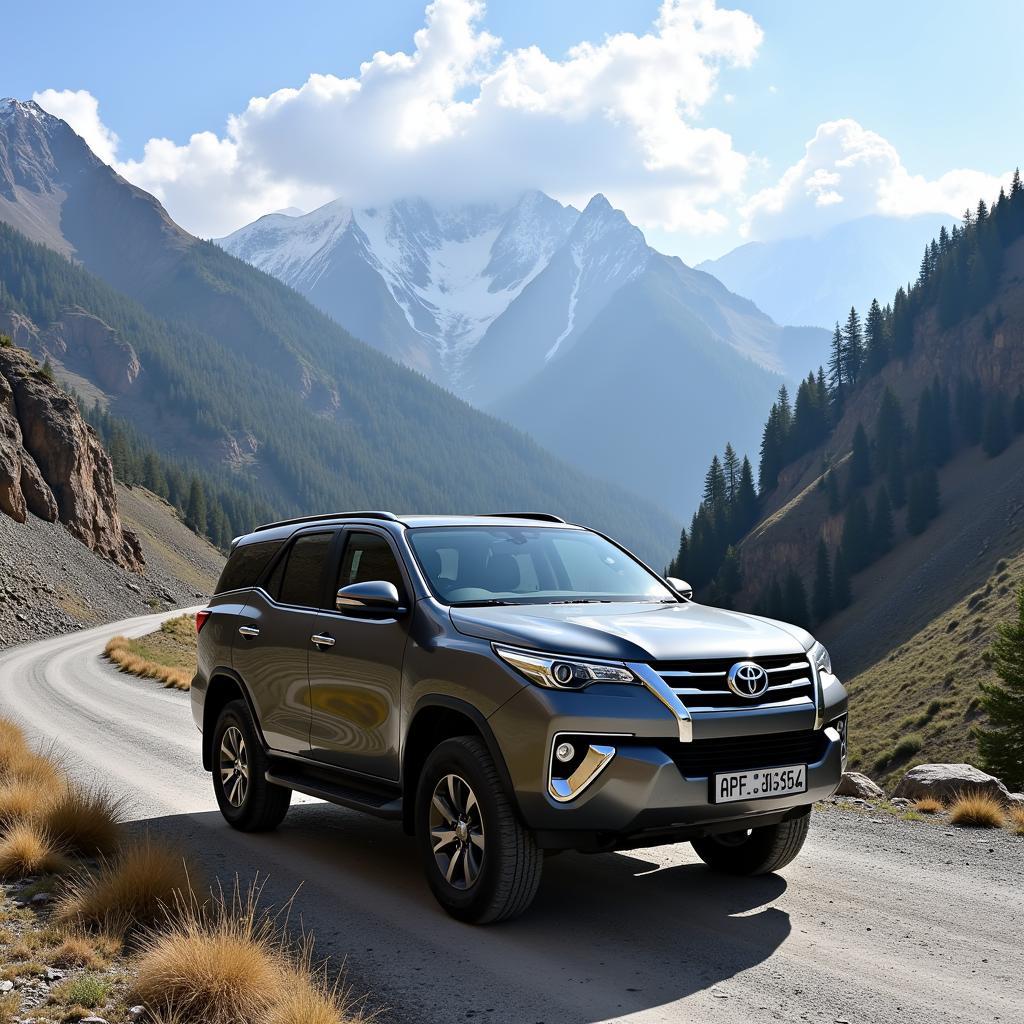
[
  {"left": 201, "top": 669, "right": 266, "bottom": 771},
  {"left": 401, "top": 695, "right": 518, "bottom": 835}
]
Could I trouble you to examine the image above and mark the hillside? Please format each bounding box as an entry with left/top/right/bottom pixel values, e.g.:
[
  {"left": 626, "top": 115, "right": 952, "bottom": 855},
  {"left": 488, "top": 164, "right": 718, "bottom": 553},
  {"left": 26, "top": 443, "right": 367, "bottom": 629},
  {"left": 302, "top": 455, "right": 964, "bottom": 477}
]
[
  {"left": 0, "top": 99, "right": 680, "bottom": 563},
  {"left": 698, "top": 213, "right": 954, "bottom": 329},
  {"left": 686, "top": 182, "right": 1024, "bottom": 776}
]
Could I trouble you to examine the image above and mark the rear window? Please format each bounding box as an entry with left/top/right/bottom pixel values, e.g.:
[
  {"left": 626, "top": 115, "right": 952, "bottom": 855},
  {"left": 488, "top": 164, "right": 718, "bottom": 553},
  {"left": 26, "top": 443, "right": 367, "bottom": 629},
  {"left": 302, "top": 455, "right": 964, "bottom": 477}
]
[{"left": 214, "top": 539, "right": 283, "bottom": 595}]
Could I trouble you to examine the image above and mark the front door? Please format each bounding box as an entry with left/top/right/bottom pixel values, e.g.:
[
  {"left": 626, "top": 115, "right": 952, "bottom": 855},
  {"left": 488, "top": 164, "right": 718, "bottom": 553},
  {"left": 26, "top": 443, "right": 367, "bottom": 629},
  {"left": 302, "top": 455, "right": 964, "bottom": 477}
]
[
  {"left": 307, "top": 529, "right": 410, "bottom": 780},
  {"left": 232, "top": 529, "right": 335, "bottom": 754}
]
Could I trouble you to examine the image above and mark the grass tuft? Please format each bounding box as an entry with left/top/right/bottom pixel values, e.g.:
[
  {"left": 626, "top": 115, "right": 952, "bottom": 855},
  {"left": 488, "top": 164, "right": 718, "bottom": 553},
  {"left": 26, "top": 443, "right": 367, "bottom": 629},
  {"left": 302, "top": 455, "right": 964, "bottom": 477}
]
[
  {"left": 1008, "top": 805, "right": 1024, "bottom": 836},
  {"left": 49, "top": 929, "right": 122, "bottom": 970},
  {"left": 915, "top": 796, "right": 945, "bottom": 814},
  {"left": 104, "top": 616, "right": 196, "bottom": 691},
  {"left": 948, "top": 790, "right": 1006, "bottom": 828},
  {"left": 265, "top": 951, "right": 365, "bottom": 1024},
  {"left": 56, "top": 836, "right": 193, "bottom": 935},
  {"left": 43, "top": 785, "right": 124, "bottom": 856},
  {"left": 131, "top": 883, "right": 284, "bottom": 1024},
  {"left": 0, "top": 820, "right": 67, "bottom": 879},
  {"left": 50, "top": 972, "right": 111, "bottom": 1009}
]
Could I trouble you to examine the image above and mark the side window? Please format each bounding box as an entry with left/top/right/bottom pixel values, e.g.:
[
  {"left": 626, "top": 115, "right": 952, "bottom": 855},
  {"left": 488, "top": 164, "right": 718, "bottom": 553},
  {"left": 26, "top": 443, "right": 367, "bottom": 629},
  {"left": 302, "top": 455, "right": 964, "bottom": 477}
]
[
  {"left": 277, "top": 532, "right": 333, "bottom": 608},
  {"left": 215, "top": 539, "right": 283, "bottom": 594},
  {"left": 337, "top": 532, "right": 405, "bottom": 595}
]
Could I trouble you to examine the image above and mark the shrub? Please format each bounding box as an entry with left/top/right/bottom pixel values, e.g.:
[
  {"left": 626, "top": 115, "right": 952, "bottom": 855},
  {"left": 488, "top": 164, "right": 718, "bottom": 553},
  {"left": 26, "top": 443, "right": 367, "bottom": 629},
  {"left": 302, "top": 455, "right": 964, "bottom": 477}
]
[
  {"left": 50, "top": 972, "right": 111, "bottom": 1009},
  {"left": 892, "top": 734, "right": 923, "bottom": 761},
  {"left": 57, "top": 836, "right": 193, "bottom": 934},
  {"left": 131, "top": 884, "right": 284, "bottom": 1024},
  {"left": 948, "top": 790, "right": 1006, "bottom": 828},
  {"left": 49, "top": 930, "right": 121, "bottom": 970},
  {"left": 914, "top": 796, "right": 944, "bottom": 814},
  {"left": 0, "top": 821, "right": 67, "bottom": 879}
]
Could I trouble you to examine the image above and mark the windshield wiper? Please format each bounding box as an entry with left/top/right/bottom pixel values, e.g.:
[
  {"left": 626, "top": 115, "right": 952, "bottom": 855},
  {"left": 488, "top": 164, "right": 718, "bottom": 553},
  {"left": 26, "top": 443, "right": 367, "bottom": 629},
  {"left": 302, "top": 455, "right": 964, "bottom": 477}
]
[
  {"left": 548, "top": 599, "right": 612, "bottom": 605},
  {"left": 451, "top": 599, "right": 518, "bottom": 607}
]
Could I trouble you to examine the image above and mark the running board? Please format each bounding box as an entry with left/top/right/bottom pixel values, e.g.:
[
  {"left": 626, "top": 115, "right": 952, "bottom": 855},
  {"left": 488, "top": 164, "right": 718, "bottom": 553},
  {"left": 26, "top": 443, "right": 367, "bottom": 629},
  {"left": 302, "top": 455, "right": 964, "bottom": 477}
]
[{"left": 265, "top": 769, "right": 403, "bottom": 820}]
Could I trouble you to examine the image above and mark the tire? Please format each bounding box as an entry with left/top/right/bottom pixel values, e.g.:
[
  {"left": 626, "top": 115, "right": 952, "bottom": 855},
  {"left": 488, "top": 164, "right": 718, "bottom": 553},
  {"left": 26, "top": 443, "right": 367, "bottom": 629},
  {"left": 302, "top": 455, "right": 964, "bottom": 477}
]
[
  {"left": 691, "top": 810, "right": 810, "bottom": 875},
  {"left": 212, "top": 699, "right": 291, "bottom": 832},
  {"left": 415, "top": 735, "right": 542, "bottom": 924}
]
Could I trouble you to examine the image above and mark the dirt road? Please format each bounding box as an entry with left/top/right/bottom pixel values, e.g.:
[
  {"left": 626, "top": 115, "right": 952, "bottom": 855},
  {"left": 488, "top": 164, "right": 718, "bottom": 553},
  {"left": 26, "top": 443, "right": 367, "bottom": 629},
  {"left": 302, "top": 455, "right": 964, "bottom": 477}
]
[{"left": 1, "top": 611, "right": 1019, "bottom": 1024}]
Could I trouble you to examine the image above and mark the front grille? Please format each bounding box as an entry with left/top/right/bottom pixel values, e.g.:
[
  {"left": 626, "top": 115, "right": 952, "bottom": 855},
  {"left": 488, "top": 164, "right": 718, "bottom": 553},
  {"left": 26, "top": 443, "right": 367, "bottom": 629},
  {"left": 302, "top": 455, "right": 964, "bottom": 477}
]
[
  {"left": 649, "top": 654, "right": 814, "bottom": 711},
  {"left": 665, "top": 729, "right": 829, "bottom": 779}
]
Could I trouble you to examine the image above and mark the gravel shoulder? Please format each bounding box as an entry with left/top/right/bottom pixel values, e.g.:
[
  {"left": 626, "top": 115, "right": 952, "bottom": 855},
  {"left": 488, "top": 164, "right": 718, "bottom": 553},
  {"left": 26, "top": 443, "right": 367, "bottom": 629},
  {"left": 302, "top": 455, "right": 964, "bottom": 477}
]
[{"left": 0, "top": 614, "right": 1020, "bottom": 1024}]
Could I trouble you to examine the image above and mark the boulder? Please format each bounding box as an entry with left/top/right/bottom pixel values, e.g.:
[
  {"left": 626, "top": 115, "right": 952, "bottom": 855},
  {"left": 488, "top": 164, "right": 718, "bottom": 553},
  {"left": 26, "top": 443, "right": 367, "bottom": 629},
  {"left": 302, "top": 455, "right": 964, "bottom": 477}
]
[
  {"left": 892, "top": 763, "right": 1016, "bottom": 807},
  {"left": 0, "top": 345, "right": 143, "bottom": 571},
  {"left": 835, "top": 771, "right": 884, "bottom": 800}
]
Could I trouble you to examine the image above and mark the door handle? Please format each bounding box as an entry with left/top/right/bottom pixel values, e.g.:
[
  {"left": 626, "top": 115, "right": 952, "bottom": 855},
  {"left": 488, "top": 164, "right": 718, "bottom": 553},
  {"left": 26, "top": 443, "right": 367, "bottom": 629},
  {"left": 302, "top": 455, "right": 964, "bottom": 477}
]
[
  {"left": 238, "top": 625, "right": 260, "bottom": 637},
  {"left": 311, "top": 633, "right": 336, "bottom": 648}
]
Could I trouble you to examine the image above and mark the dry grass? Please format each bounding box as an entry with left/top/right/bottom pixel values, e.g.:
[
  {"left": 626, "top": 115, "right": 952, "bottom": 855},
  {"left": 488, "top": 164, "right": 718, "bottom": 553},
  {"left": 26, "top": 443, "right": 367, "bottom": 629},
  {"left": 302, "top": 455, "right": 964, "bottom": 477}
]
[
  {"left": 1008, "top": 805, "right": 1024, "bottom": 836},
  {"left": 42, "top": 785, "right": 124, "bottom": 856},
  {"left": 0, "top": 990, "right": 20, "bottom": 1024},
  {"left": 266, "top": 959, "right": 365, "bottom": 1024},
  {"left": 0, "top": 820, "right": 67, "bottom": 879},
  {"left": 56, "top": 836, "right": 193, "bottom": 935},
  {"left": 948, "top": 790, "right": 1006, "bottom": 828},
  {"left": 49, "top": 929, "right": 122, "bottom": 970},
  {"left": 104, "top": 615, "right": 197, "bottom": 691},
  {"left": 0, "top": 721, "right": 29, "bottom": 775},
  {"left": 131, "top": 885, "right": 285, "bottom": 1024},
  {"left": 915, "top": 796, "right": 945, "bottom": 814}
]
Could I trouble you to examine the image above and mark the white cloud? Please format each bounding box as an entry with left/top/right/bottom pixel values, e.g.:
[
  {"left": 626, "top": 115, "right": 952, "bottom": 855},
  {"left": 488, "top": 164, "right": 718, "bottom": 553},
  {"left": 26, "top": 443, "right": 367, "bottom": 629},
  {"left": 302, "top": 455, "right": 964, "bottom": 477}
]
[
  {"left": 34, "top": 0, "right": 763, "bottom": 238},
  {"left": 743, "top": 118, "right": 1012, "bottom": 240},
  {"left": 32, "top": 88, "right": 120, "bottom": 165}
]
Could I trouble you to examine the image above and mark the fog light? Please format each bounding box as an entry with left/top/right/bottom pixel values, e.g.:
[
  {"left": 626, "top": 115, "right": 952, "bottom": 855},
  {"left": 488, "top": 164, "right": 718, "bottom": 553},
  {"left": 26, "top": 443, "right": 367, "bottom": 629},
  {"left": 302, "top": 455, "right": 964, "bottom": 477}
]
[{"left": 555, "top": 742, "right": 575, "bottom": 763}]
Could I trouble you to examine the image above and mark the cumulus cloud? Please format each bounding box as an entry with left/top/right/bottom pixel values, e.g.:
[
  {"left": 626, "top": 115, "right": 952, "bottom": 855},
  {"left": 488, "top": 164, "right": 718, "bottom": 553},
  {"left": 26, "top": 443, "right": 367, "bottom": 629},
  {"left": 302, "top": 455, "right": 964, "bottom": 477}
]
[
  {"left": 35, "top": 0, "right": 763, "bottom": 238},
  {"left": 743, "top": 119, "right": 1012, "bottom": 240},
  {"left": 32, "top": 88, "right": 120, "bottom": 165}
]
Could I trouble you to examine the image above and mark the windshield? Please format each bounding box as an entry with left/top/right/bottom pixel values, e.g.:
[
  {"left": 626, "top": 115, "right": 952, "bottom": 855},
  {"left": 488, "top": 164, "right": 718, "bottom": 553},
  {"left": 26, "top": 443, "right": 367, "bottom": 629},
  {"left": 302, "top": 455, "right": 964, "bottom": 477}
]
[{"left": 407, "top": 526, "right": 676, "bottom": 606}]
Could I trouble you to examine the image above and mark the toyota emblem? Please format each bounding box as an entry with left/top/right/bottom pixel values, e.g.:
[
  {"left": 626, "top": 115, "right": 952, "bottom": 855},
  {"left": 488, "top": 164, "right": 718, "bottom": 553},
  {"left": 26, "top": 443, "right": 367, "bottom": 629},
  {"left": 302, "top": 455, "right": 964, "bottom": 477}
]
[{"left": 727, "top": 660, "right": 769, "bottom": 699}]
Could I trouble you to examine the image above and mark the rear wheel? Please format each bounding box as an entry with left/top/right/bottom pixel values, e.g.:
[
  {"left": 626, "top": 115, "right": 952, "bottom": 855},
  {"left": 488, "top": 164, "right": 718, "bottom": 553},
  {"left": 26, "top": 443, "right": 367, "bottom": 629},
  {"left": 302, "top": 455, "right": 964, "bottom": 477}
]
[
  {"left": 415, "top": 736, "right": 542, "bottom": 924},
  {"left": 212, "top": 700, "right": 291, "bottom": 832},
  {"left": 691, "top": 811, "right": 810, "bottom": 875}
]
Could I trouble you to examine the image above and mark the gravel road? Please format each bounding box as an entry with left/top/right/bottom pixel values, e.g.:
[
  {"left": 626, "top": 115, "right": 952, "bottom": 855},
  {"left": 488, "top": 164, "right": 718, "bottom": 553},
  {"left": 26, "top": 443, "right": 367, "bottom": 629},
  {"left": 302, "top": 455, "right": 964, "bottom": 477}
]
[{"left": 0, "top": 611, "right": 1020, "bottom": 1024}]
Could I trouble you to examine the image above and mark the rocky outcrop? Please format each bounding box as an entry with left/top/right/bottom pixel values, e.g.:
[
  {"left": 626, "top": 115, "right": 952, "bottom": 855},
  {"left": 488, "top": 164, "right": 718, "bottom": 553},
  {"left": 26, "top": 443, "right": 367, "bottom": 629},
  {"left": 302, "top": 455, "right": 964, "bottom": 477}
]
[
  {"left": 836, "top": 771, "right": 884, "bottom": 800},
  {"left": 892, "top": 763, "right": 1016, "bottom": 807},
  {"left": 0, "top": 344, "right": 142, "bottom": 570}
]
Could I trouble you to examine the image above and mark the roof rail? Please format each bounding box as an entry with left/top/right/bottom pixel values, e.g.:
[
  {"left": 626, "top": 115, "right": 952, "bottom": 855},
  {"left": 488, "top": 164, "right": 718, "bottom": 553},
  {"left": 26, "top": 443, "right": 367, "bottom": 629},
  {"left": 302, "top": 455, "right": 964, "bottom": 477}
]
[
  {"left": 480, "top": 512, "right": 567, "bottom": 524},
  {"left": 253, "top": 510, "right": 399, "bottom": 533}
]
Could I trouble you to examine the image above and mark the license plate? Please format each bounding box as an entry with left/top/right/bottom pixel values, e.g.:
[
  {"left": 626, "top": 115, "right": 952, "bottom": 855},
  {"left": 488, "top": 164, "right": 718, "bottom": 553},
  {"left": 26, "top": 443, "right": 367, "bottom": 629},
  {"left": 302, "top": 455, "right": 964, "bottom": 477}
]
[{"left": 712, "top": 765, "right": 807, "bottom": 803}]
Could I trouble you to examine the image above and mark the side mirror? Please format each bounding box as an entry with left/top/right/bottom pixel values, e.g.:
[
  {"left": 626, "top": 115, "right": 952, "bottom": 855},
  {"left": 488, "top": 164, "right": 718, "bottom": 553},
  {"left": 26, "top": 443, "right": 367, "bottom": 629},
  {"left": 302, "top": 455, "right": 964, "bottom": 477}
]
[
  {"left": 336, "top": 580, "right": 406, "bottom": 615},
  {"left": 666, "top": 577, "right": 693, "bottom": 600}
]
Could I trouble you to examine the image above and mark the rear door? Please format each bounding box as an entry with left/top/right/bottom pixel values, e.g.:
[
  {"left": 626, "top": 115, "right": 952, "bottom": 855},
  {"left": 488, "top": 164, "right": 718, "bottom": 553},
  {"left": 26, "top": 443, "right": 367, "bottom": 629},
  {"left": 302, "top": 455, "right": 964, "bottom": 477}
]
[
  {"left": 232, "top": 529, "right": 336, "bottom": 754},
  {"left": 307, "top": 528, "right": 412, "bottom": 780}
]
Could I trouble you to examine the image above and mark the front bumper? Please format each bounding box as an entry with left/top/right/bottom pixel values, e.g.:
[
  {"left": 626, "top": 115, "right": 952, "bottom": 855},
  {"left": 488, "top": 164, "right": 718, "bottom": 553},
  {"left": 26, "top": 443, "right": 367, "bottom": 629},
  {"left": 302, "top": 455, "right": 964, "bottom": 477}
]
[{"left": 487, "top": 670, "right": 847, "bottom": 849}]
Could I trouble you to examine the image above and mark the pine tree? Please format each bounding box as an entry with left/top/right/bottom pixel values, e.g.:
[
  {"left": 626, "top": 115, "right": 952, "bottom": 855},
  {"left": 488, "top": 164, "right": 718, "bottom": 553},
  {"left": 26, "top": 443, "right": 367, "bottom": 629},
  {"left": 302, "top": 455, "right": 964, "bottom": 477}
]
[
  {"left": 832, "top": 547, "right": 852, "bottom": 610},
  {"left": 812, "top": 538, "right": 833, "bottom": 624},
  {"left": 722, "top": 443, "right": 741, "bottom": 506},
  {"left": 186, "top": 477, "right": 208, "bottom": 536},
  {"left": 874, "top": 388, "right": 905, "bottom": 474},
  {"left": 824, "top": 468, "right": 841, "bottom": 514},
  {"left": 733, "top": 457, "right": 759, "bottom": 537},
  {"left": 842, "top": 306, "right": 864, "bottom": 384},
  {"left": 782, "top": 568, "right": 810, "bottom": 629},
  {"left": 886, "top": 444, "right": 907, "bottom": 509},
  {"left": 847, "top": 423, "right": 872, "bottom": 494},
  {"left": 892, "top": 286, "right": 913, "bottom": 357},
  {"left": 758, "top": 405, "right": 786, "bottom": 493},
  {"left": 906, "top": 468, "right": 940, "bottom": 535},
  {"left": 864, "top": 298, "right": 888, "bottom": 375},
  {"left": 871, "top": 485, "right": 894, "bottom": 556},
  {"left": 827, "top": 323, "right": 845, "bottom": 399},
  {"left": 841, "top": 494, "right": 872, "bottom": 571},
  {"left": 40, "top": 356, "right": 54, "bottom": 381},
  {"left": 716, "top": 546, "right": 743, "bottom": 604},
  {"left": 669, "top": 528, "right": 688, "bottom": 578},
  {"left": 974, "top": 584, "right": 1024, "bottom": 789},
  {"left": 956, "top": 376, "right": 984, "bottom": 445},
  {"left": 982, "top": 394, "right": 1010, "bottom": 457}
]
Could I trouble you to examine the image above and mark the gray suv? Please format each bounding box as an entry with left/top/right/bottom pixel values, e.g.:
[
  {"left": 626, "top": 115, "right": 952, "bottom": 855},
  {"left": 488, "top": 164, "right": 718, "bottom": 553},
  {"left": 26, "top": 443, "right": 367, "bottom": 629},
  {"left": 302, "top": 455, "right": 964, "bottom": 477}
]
[{"left": 192, "top": 512, "right": 848, "bottom": 923}]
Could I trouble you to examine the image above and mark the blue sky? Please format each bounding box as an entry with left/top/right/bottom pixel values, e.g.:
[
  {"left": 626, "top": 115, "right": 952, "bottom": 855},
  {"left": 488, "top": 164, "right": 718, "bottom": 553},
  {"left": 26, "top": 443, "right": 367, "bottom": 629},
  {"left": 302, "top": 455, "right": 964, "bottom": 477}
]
[{"left": 6, "top": 1, "right": 1022, "bottom": 261}]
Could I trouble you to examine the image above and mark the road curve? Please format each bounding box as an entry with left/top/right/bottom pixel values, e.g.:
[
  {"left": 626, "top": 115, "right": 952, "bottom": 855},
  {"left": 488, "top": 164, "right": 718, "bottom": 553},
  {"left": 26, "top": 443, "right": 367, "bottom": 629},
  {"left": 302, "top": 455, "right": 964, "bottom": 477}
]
[{"left": 0, "top": 611, "right": 1020, "bottom": 1024}]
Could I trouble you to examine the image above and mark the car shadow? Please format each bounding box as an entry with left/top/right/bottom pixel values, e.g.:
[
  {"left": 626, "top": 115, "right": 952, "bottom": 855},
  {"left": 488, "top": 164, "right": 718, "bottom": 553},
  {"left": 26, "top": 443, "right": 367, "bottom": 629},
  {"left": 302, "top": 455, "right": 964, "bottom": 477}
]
[{"left": 128, "top": 802, "right": 792, "bottom": 1023}]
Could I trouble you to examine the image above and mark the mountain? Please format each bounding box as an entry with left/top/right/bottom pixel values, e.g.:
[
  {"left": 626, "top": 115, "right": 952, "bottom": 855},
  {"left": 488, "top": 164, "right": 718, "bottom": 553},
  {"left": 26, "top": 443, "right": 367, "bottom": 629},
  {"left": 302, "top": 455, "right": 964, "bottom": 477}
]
[
  {"left": 221, "top": 190, "right": 831, "bottom": 511},
  {"left": 0, "top": 98, "right": 679, "bottom": 563},
  {"left": 698, "top": 214, "right": 955, "bottom": 329},
  {"left": 682, "top": 183, "right": 1024, "bottom": 781}
]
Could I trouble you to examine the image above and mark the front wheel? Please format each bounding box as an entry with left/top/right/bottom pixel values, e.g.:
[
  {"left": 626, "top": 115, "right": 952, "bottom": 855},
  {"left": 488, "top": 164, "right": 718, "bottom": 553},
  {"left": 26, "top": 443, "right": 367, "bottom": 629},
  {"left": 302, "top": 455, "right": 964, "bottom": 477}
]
[
  {"left": 691, "top": 811, "right": 810, "bottom": 875},
  {"left": 415, "top": 736, "right": 542, "bottom": 924},
  {"left": 212, "top": 700, "right": 291, "bottom": 832}
]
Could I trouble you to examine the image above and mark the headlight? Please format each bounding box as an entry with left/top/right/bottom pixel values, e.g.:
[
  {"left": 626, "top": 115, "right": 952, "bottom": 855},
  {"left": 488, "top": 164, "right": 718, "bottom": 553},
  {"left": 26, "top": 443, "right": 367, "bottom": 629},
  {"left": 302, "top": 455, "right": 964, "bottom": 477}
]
[
  {"left": 809, "top": 640, "right": 832, "bottom": 676},
  {"left": 493, "top": 644, "right": 638, "bottom": 690}
]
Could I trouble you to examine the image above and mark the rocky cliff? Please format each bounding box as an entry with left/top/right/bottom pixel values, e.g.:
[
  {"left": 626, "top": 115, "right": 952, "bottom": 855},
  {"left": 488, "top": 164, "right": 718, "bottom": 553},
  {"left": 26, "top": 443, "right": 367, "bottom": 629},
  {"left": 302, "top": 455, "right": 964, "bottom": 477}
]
[{"left": 0, "top": 342, "right": 143, "bottom": 570}]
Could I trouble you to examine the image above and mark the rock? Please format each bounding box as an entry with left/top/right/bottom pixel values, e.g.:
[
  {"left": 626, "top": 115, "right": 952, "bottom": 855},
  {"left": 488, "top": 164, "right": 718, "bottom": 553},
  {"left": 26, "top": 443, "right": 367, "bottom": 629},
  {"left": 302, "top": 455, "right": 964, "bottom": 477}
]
[
  {"left": 128, "top": 1007, "right": 146, "bottom": 1018},
  {"left": 30, "top": 892, "right": 51, "bottom": 906},
  {"left": 43, "top": 308, "right": 142, "bottom": 394},
  {"left": 892, "top": 763, "right": 1017, "bottom": 807},
  {"left": 0, "top": 345, "right": 143, "bottom": 570},
  {"left": 836, "top": 771, "right": 884, "bottom": 800},
  {"left": 0, "top": 980, "right": 11, "bottom": 992},
  {"left": 44, "top": 967, "right": 63, "bottom": 981},
  {"left": 79, "top": 1018, "right": 110, "bottom": 1024},
  {"left": 889, "top": 797, "right": 912, "bottom": 808}
]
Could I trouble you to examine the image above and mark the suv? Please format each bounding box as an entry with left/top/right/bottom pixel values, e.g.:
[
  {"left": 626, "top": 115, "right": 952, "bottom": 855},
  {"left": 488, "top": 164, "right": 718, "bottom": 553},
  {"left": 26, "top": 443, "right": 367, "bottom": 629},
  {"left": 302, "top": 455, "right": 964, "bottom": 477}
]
[{"left": 193, "top": 512, "right": 847, "bottom": 923}]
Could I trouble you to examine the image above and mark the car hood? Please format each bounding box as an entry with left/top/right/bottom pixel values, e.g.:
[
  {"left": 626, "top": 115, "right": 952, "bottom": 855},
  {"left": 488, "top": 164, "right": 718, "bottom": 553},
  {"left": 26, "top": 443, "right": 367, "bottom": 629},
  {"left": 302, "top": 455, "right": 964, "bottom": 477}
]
[{"left": 449, "top": 600, "right": 813, "bottom": 662}]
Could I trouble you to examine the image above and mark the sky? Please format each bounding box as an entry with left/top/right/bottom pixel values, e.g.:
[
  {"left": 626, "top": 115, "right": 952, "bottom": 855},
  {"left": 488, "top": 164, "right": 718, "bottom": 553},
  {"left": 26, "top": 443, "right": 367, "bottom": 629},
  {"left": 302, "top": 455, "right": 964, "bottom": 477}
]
[{"left": 6, "top": 0, "right": 1023, "bottom": 262}]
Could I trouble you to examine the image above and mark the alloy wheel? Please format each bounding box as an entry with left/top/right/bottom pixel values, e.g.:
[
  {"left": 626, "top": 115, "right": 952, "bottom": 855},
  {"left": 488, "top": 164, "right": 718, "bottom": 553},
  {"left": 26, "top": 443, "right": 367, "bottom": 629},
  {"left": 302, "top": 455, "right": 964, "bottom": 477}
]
[
  {"left": 219, "top": 725, "right": 250, "bottom": 807},
  {"left": 429, "top": 772, "right": 485, "bottom": 890}
]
